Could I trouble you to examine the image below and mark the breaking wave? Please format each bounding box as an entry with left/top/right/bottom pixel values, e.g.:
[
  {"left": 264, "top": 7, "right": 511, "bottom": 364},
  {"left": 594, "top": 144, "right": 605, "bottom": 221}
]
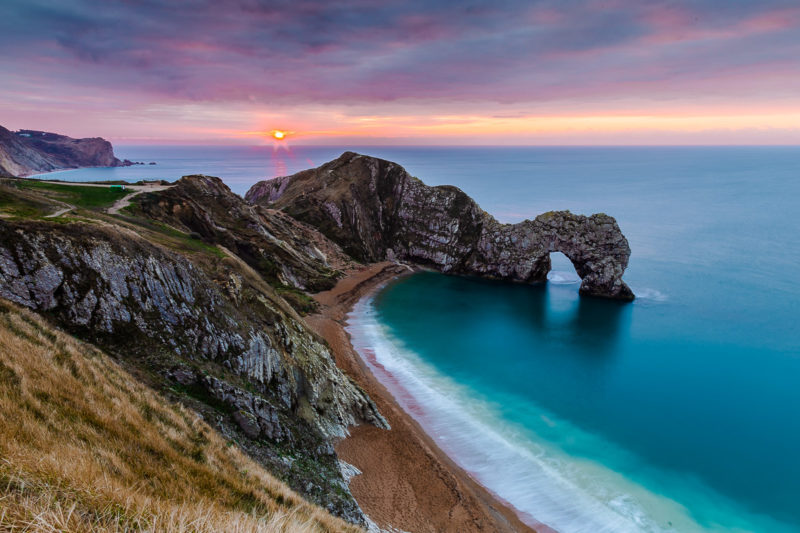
[
  {"left": 633, "top": 288, "right": 669, "bottom": 302},
  {"left": 345, "top": 294, "right": 792, "bottom": 533}
]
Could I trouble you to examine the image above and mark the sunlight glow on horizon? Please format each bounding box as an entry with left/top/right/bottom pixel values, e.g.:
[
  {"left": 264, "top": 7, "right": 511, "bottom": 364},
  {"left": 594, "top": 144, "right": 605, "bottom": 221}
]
[
  {"left": 194, "top": 110, "right": 800, "bottom": 146},
  {"left": 3, "top": 1, "right": 800, "bottom": 145},
  {"left": 17, "top": 107, "right": 799, "bottom": 146}
]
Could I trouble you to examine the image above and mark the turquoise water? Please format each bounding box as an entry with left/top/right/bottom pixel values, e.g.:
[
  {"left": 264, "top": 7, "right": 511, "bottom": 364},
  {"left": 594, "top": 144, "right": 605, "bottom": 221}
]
[
  {"left": 343, "top": 148, "right": 800, "bottom": 532},
  {"left": 37, "top": 146, "right": 800, "bottom": 531}
]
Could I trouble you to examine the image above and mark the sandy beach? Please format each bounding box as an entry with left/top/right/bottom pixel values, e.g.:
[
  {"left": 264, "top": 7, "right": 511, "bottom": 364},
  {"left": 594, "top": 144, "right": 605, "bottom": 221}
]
[{"left": 306, "top": 262, "right": 551, "bottom": 533}]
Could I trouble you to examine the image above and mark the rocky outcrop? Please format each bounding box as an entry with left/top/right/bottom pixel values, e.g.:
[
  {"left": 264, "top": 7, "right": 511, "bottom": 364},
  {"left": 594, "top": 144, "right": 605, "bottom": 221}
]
[
  {"left": 0, "top": 125, "right": 124, "bottom": 176},
  {"left": 0, "top": 148, "right": 636, "bottom": 529},
  {"left": 247, "top": 152, "right": 634, "bottom": 300},
  {"left": 0, "top": 220, "right": 386, "bottom": 523},
  {"left": 132, "top": 174, "right": 354, "bottom": 293}
]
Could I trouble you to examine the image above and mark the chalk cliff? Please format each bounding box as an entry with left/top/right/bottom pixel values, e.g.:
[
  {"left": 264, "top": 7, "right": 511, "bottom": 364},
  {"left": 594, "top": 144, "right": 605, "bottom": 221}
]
[
  {"left": 132, "top": 174, "right": 354, "bottom": 294},
  {"left": 0, "top": 125, "right": 126, "bottom": 176},
  {"left": 0, "top": 148, "right": 635, "bottom": 528},
  {"left": 0, "top": 212, "right": 385, "bottom": 523},
  {"left": 247, "top": 152, "right": 634, "bottom": 300}
]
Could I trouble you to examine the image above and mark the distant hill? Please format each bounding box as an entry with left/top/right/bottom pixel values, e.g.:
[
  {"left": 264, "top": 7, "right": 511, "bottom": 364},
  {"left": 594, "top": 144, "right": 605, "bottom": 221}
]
[{"left": 0, "top": 125, "right": 130, "bottom": 177}]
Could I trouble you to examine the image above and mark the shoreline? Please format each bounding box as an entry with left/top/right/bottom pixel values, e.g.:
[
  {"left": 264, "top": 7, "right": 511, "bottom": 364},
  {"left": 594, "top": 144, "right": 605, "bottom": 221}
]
[
  {"left": 307, "top": 262, "right": 553, "bottom": 533},
  {"left": 20, "top": 166, "right": 108, "bottom": 178},
  {"left": 20, "top": 165, "right": 131, "bottom": 179}
]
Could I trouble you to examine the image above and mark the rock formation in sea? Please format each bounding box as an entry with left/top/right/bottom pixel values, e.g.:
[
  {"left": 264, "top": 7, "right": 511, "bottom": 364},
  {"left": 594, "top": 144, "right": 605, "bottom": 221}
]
[
  {"left": 0, "top": 146, "right": 634, "bottom": 528},
  {"left": 0, "top": 124, "right": 127, "bottom": 176},
  {"left": 246, "top": 151, "right": 634, "bottom": 300}
]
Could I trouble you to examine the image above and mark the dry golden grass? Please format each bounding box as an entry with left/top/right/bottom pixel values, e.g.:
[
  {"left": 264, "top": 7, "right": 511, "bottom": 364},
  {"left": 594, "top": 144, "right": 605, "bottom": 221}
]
[{"left": 0, "top": 299, "right": 363, "bottom": 533}]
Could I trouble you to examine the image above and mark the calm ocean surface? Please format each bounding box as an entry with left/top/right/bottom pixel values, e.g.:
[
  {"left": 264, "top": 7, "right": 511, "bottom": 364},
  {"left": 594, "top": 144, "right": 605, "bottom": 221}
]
[{"left": 38, "top": 146, "right": 800, "bottom": 532}]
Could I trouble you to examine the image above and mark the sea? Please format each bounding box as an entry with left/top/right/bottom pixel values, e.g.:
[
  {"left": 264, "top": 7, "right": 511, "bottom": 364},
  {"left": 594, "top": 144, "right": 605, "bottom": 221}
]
[{"left": 34, "top": 145, "right": 800, "bottom": 532}]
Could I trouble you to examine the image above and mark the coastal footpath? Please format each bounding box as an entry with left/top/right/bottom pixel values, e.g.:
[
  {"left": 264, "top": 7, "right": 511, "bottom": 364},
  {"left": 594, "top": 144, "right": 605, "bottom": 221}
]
[{"left": 0, "top": 147, "right": 633, "bottom": 531}]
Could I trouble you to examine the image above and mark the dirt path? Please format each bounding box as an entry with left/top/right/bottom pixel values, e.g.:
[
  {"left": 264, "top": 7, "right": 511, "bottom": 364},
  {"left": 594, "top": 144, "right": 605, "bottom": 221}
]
[
  {"left": 44, "top": 206, "right": 73, "bottom": 218},
  {"left": 33, "top": 181, "right": 173, "bottom": 216},
  {"left": 107, "top": 185, "right": 171, "bottom": 214}
]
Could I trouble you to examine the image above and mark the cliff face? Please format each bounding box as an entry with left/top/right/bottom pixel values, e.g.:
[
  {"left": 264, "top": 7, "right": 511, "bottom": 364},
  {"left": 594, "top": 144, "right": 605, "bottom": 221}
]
[
  {"left": 0, "top": 218, "right": 386, "bottom": 523},
  {"left": 132, "top": 174, "right": 354, "bottom": 293},
  {"left": 0, "top": 300, "right": 363, "bottom": 533},
  {"left": 0, "top": 125, "right": 123, "bottom": 176},
  {"left": 0, "top": 149, "right": 635, "bottom": 526},
  {"left": 247, "top": 152, "right": 634, "bottom": 300}
]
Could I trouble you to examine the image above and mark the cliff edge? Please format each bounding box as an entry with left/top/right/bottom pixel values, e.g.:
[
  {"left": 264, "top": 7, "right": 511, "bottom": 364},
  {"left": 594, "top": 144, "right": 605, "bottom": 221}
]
[
  {"left": 246, "top": 152, "right": 634, "bottom": 300},
  {"left": 0, "top": 176, "right": 389, "bottom": 524},
  {"left": 0, "top": 124, "right": 125, "bottom": 176}
]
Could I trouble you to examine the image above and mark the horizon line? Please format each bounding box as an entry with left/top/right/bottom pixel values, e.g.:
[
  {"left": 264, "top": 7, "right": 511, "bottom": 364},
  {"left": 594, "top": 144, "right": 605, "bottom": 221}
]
[{"left": 112, "top": 142, "right": 800, "bottom": 148}]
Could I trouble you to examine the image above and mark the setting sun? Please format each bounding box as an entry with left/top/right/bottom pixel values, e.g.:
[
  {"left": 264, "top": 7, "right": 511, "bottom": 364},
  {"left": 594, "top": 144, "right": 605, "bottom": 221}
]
[{"left": 271, "top": 130, "right": 286, "bottom": 140}]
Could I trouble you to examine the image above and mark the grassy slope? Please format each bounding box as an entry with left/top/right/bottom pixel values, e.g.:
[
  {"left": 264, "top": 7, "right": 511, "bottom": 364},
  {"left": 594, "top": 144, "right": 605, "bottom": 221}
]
[
  {"left": 0, "top": 299, "right": 362, "bottom": 533},
  {"left": 0, "top": 188, "right": 48, "bottom": 218},
  {"left": 124, "top": 217, "right": 228, "bottom": 259},
  {"left": 10, "top": 180, "right": 129, "bottom": 208},
  {"left": 0, "top": 181, "right": 227, "bottom": 260},
  {"left": 0, "top": 178, "right": 128, "bottom": 220}
]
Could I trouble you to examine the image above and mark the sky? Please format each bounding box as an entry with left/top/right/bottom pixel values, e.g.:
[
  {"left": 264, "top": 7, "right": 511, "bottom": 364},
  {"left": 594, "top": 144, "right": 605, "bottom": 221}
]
[{"left": 1, "top": 0, "right": 800, "bottom": 145}]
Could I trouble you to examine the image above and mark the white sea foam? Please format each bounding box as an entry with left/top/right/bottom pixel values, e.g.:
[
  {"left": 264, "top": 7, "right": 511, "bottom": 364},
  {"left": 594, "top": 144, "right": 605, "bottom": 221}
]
[
  {"left": 632, "top": 288, "right": 669, "bottom": 302},
  {"left": 547, "top": 270, "right": 581, "bottom": 284},
  {"left": 345, "top": 296, "right": 790, "bottom": 533}
]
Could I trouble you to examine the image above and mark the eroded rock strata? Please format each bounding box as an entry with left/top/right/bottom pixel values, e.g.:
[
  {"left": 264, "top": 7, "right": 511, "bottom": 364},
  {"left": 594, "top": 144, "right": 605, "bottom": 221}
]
[
  {"left": 0, "top": 218, "right": 385, "bottom": 523},
  {"left": 247, "top": 152, "right": 634, "bottom": 300},
  {"left": 0, "top": 149, "right": 633, "bottom": 529},
  {"left": 132, "top": 174, "right": 354, "bottom": 293}
]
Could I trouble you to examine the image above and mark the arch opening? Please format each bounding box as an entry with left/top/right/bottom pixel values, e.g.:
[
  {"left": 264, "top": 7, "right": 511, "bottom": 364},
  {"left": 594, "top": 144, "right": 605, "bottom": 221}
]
[{"left": 546, "top": 251, "right": 581, "bottom": 285}]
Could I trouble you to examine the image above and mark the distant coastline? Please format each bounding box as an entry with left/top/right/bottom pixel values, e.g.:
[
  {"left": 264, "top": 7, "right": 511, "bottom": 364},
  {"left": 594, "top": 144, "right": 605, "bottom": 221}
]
[{"left": 0, "top": 124, "right": 142, "bottom": 178}]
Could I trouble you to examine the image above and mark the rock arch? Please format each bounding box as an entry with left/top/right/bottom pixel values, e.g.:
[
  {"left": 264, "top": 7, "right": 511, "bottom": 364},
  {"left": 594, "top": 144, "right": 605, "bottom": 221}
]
[
  {"left": 459, "top": 210, "right": 633, "bottom": 300},
  {"left": 247, "top": 152, "right": 635, "bottom": 301}
]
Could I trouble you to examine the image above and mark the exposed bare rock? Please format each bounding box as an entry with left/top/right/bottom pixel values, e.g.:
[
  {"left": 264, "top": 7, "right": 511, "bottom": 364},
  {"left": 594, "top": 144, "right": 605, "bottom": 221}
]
[
  {"left": 0, "top": 220, "right": 386, "bottom": 523},
  {"left": 247, "top": 152, "right": 634, "bottom": 300},
  {"left": 0, "top": 124, "right": 124, "bottom": 176},
  {"left": 133, "top": 174, "right": 355, "bottom": 293}
]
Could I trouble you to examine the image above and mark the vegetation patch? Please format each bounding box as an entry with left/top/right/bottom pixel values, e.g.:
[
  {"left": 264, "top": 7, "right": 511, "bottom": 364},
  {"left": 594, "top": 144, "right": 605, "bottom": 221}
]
[
  {"left": 11, "top": 179, "right": 129, "bottom": 209},
  {"left": 0, "top": 184, "right": 51, "bottom": 218},
  {"left": 120, "top": 217, "right": 228, "bottom": 259},
  {"left": 275, "top": 285, "right": 320, "bottom": 315},
  {"left": 0, "top": 300, "right": 362, "bottom": 533},
  {"left": 170, "top": 381, "right": 236, "bottom": 415}
]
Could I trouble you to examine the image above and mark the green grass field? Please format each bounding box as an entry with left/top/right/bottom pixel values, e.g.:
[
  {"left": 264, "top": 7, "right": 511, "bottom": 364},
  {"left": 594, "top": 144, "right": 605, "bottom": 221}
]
[
  {"left": 0, "top": 184, "right": 59, "bottom": 218},
  {"left": 14, "top": 180, "right": 129, "bottom": 208},
  {"left": 148, "top": 221, "right": 227, "bottom": 258}
]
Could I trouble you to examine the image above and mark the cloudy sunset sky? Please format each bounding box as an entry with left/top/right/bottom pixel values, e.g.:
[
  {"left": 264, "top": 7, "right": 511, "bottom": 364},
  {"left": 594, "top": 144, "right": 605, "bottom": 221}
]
[{"left": 2, "top": 0, "right": 800, "bottom": 145}]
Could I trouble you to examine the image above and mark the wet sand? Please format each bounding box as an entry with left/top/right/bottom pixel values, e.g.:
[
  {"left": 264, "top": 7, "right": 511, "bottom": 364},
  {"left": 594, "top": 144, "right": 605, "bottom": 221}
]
[{"left": 306, "top": 262, "right": 553, "bottom": 533}]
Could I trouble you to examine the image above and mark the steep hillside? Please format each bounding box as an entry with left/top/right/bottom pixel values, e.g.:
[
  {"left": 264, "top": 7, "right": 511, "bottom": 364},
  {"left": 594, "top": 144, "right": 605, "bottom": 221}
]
[
  {"left": 131, "top": 174, "right": 355, "bottom": 293},
  {"left": 247, "top": 152, "right": 634, "bottom": 300},
  {"left": 0, "top": 151, "right": 635, "bottom": 532},
  {"left": 0, "top": 298, "right": 362, "bottom": 532},
  {"left": 0, "top": 125, "right": 126, "bottom": 177},
  {"left": 0, "top": 177, "right": 387, "bottom": 524}
]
